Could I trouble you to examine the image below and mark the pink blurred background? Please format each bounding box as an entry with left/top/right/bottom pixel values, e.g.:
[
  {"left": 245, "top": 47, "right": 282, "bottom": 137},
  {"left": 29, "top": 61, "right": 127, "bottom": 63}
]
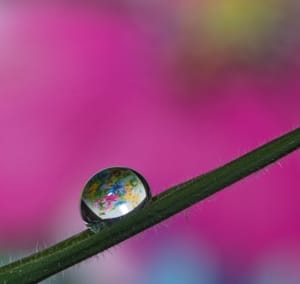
[{"left": 0, "top": 2, "right": 300, "bottom": 283}]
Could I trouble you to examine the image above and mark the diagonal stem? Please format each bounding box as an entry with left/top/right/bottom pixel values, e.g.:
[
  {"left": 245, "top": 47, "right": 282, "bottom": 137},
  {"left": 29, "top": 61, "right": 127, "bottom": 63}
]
[{"left": 1, "top": 127, "right": 300, "bottom": 284}]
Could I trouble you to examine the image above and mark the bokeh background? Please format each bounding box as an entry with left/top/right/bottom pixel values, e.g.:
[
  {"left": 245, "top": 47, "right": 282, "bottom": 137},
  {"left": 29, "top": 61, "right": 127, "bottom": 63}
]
[{"left": 1, "top": 1, "right": 300, "bottom": 283}]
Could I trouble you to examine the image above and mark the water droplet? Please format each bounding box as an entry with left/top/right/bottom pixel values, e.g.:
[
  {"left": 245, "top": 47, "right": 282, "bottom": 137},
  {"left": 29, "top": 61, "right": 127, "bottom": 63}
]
[{"left": 80, "top": 167, "right": 151, "bottom": 232}]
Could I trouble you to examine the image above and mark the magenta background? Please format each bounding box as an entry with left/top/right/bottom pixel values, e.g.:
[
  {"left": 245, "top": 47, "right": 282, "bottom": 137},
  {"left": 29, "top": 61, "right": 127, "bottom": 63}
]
[{"left": 0, "top": 3, "right": 300, "bottom": 283}]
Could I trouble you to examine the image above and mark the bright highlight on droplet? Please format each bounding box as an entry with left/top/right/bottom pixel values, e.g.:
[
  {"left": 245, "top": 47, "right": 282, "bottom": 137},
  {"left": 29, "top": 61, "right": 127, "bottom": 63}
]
[{"left": 118, "top": 203, "right": 130, "bottom": 215}]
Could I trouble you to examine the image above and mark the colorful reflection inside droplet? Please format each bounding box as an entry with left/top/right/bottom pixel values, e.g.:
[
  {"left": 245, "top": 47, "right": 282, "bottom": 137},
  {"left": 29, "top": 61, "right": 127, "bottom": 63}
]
[{"left": 81, "top": 167, "right": 150, "bottom": 225}]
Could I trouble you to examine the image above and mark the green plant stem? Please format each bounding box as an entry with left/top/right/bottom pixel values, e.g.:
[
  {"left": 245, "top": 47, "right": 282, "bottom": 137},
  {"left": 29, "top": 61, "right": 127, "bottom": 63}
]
[{"left": 1, "top": 127, "right": 300, "bottom": 284}]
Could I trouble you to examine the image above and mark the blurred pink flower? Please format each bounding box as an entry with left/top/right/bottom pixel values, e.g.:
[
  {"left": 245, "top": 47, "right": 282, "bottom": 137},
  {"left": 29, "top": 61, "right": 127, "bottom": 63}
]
[
  {"left": 0, "top": 5, "right": 299, "bottom": 281},
  {"left": 0, "top": 5, "right": 164, "bottom": 246}
]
